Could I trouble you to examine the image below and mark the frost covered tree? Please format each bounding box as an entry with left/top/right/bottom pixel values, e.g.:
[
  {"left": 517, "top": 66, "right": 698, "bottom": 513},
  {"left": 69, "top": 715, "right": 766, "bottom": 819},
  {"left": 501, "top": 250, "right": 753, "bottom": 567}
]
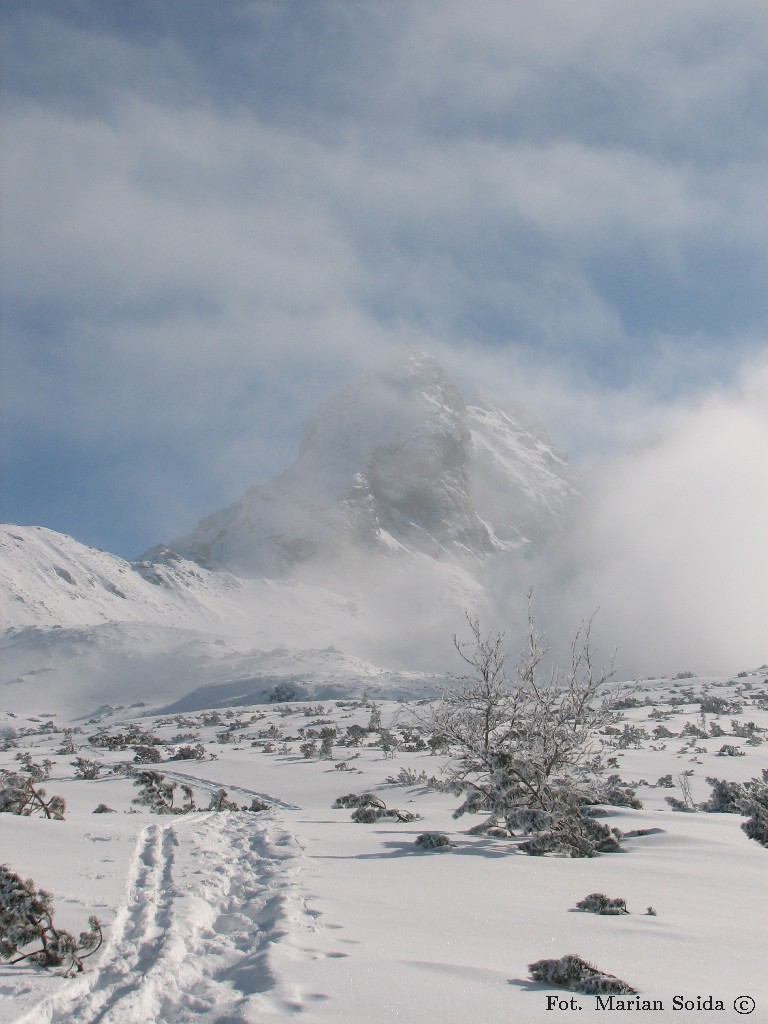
[
  {"left": 430, "top": 596, "right": 619, "bottom": 856},
  {"left": 0, "top": 866, "right": 102, "bottom": 974}
]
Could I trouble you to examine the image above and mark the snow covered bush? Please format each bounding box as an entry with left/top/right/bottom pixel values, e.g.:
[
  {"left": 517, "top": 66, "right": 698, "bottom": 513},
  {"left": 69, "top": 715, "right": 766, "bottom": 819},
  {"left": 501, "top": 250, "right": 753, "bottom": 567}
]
[
  {"left": 71, "top": 757, "right": 101, "bottom": 780},
  {"left": 575, "top": 893, "right": 629, "bottom": 915},
  {"left": 518, "top": 815, "right": 622, "bottom": 857},
  {"left": 431, "top": 599, "right": 618, "bottom": 857},
  {"left": 167, "top": 743, "right": 206, "bottom": 762},
  {"left": 700, "top": 777, "right": 749, "bottom": 814},
  {"left": 0, "top": 865, "right": 102, "bottom": 974},
  {"left": 207, "top": 789, "right": 240, "bottom": 811},
  {"left": 351, "top": 805, "right": 385, "bottom": 823},
  {"left": 386, "top": 766, "right": 428, "bottom": 786},
  {"left": 415, "top": 832, "right": 455, "bottom": 850},
  {"left": 15, "top": 753, "right": 52, "bottom": 781},
  {"left": 699, "top": 772, "right": 768, "bottom": 847},
  {"left": 132, "top": 771, "right": 195, "bottom": 814},
  {"left": 528, "top": 954, "right": 635, "bottom": 994},
  {"left": 741, "top": 784, "right": 768, "bottom": 848},
  {"left": 587, "top": 777, "right": 643, "bottom": 809},
  {"left": 0, "top": 772, "right": 66, "bottom": 819},
  {"left": 332, "top": 792, "right": 385, "bottom": 809},
  {"left": 132, "top": 744, "right": 163, "bottom": 764},
  {"left": 349, "top": 802, "right": 419, "bottom": 823}
]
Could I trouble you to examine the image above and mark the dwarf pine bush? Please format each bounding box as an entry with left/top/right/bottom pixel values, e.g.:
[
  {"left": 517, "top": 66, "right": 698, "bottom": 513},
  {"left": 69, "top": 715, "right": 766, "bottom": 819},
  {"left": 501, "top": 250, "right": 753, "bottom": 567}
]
[
  {"left": 132, "top": 771, "right": 195, "bottom": 814},
  {"left": 332, "top": 792, "right": 385, "bottom": 809},
  {"left": 207, "top": 789, "right": 240, "bottom": 811},
  {"left": 528, "top": 954, "right": 635, "bottom": 994},
  {"left": 0, "top": 866, "right": 102, "bottom": 975},
  {"left": 415, "top": 832, "right": 454, "bottom": 850},
  {"left": 351, "top": 805, "right": 385, "bottom": 823},
  {"left": 0, "top": 772, "right": 66, "bottom": 820},
  {"left": 575, "top": 893, "right": 629, "bottom": 915}
]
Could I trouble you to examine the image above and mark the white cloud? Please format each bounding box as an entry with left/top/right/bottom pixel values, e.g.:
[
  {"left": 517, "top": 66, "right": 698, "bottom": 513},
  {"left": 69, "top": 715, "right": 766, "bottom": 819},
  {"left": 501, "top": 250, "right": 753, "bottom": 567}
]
[
  {"left": 551, "top": 356, "right": 768, "bottom": 675},
  {"left": 2, "top": 0, "right": 767, "bottom": 571}
]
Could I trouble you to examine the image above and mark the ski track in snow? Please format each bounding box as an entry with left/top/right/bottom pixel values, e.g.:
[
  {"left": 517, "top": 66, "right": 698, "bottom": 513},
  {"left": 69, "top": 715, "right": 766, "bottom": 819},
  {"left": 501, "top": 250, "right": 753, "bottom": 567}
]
[
  {"left": 18, "top": 812, "right": 321, "bottom": 1024},
  {"left": 157, "top": 769, "right": 300, "bottom": 811}
]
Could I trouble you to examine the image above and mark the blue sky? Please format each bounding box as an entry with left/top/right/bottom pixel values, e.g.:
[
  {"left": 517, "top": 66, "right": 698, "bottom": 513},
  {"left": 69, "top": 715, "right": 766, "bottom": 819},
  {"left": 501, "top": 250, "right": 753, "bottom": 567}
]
[{"left": 3, "top": 0, "right": 767, "bottom": 559}]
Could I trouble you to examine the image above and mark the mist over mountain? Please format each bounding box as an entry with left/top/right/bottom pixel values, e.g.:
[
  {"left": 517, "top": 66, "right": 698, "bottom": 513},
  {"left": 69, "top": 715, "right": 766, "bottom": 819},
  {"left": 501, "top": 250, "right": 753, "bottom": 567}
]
[
  {"left": 157, "top": 350, "right": 575, "bottom": 577},
  {"left": 1, "top": 351, "right": 577, "bottom": 716},
  {"left": 3, "top": 348, "right": 764, "bottom": 718}
]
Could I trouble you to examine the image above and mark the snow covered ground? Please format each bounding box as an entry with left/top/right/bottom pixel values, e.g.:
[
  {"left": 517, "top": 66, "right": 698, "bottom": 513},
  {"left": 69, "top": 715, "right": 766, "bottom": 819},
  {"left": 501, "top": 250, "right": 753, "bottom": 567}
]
[{"left": 1, "top": 671, "right": 767, "bottom": 1024}]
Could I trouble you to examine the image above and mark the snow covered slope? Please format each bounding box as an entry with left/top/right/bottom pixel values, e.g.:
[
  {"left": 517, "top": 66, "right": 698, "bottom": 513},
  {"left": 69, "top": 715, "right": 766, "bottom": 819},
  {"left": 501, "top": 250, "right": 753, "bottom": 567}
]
[{"left": 0, "top": 525, "right": 456, "bottom": 716}]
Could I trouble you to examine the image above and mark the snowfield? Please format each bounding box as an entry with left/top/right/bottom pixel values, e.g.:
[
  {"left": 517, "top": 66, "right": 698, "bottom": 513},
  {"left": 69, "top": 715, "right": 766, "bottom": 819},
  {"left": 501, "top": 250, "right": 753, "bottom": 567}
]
[{"left": 1, "top": 673, "right": 767, "bottom": 1024}]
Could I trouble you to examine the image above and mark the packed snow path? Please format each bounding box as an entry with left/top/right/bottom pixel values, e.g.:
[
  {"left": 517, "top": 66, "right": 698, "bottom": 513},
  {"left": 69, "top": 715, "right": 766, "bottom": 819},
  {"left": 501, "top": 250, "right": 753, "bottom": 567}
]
[{"left": 18, "top": 812, "right": 318, "bottom": 1024}]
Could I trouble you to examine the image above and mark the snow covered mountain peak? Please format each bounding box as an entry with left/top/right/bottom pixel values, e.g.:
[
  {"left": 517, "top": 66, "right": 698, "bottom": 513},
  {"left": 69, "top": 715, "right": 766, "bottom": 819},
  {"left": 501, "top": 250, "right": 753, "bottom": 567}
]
[
  {"left": 163, "top": 350, "right": 575, "bottom": 576},
  {"left": 0, "top": 350, "right": 579, "bottom": 715}
]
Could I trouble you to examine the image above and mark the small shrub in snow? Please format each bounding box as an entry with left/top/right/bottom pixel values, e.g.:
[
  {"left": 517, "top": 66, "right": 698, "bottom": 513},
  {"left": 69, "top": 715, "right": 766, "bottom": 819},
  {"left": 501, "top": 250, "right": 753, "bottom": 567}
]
[
  {"left": 519, "top": 815, "right": 622, "bottom": 858},
  {"left": 656, "top": 774, "right": 674, "bottom": 788},
  {"left": 652, "top": 725, "right": 675, "bottom": 739},
  {"left": 616, "top": 724, "right": 649, "bottom": 749},
  {"left": 319, "top": 730, "right": 336, "bottom": 759},
  {"left": 575, "top": 893, "right": 629, "bottom": 915},
  {"left": 716, "top": 744, "right": 745, "bottom": 757},
  {"left": 590, "top": 779, "right": 643, "bottom": 809},
  {"left": 92, "top": 803, "right": 116, "bottom": 814},
  {"left": 386, "top": 767, "right": 428, "bottom": 786},
  {"left": 132, "top": 745, "right": 163, "bottom": 764},
  {"left": 738, "top": 771, "right": 768, "bottom": 848},
  {"left": 665, "top": 796, "right": 696, "bottom": 813},
  {"left": 0, "top": 772, "right": 66, "bottom": 820},
  {"left": 132, "top": 771, "right": 195, "bottom": 814},
  {"left": 381, "top": 808, "right": 423, "bottom": 823},
  {"left": 351, "top": 805, "right": 385, "bottom": 823},
  {"left": 71, "top": 757, "right": 101, "bottom": 780},
  {"left": 700, "top": 777, "right": 749, "bottom": 814},
  {"left": 246, "top": 797, "right": 270, "bottom": 812},
  {"left": 665, "top": 772, "right": 696, "bottom": 812},
  {"left": 731, "top": 719, "right": 763, "bottom": 738},
  {"left": 207, "top": 789, "right": 240, "bottom": 812},
  {"left": 699, "top": 696, "right": 734, "bottom": 714},
  {"left": 415, "top": 832, "right": 455, "bottom": 850},
  {"left": 0, "top": 865, "right": 102, "bottom": 974},
  {"left": 167, "top": 743, "right": 206, "bottom": 762},
  {"left": 332, "top": 792, "right": 385, "bottom": 809},
  {"left": 300, "top": 740, "right": 318, "bottom": 759},
  {"left": 57, "top": 730, "right": 76, "bottom": 755},
  {"left": 14, "top": 753, "right": 51, "bottom": 782},
  {"left": 528, "top": 953, "right": 635, "bottom": 994}
]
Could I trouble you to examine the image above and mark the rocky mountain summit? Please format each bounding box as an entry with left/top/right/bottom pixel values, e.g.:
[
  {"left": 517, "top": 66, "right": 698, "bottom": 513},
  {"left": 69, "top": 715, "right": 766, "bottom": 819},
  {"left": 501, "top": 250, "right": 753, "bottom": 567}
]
[{"left": 159, "top": 350, "right": 576, "bottom": 576}]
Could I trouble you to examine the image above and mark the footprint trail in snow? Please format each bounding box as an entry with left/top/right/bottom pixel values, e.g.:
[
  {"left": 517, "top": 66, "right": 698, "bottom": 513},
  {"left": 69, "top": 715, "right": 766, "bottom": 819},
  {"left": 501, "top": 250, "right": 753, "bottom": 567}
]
[{"left": 20, "top": 812, "right": 320, "bottom": 1024}]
